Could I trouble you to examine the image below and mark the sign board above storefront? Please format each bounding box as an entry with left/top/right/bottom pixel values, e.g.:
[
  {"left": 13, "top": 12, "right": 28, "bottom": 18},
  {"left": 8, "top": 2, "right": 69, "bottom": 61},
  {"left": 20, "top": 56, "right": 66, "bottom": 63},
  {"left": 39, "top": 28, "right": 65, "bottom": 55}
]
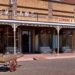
[
  {"left": 0, "top": 9, "right": 75, "bottom": 23},
  {"left": 53, "top": 17, "right": 74, "bottom": 23}
]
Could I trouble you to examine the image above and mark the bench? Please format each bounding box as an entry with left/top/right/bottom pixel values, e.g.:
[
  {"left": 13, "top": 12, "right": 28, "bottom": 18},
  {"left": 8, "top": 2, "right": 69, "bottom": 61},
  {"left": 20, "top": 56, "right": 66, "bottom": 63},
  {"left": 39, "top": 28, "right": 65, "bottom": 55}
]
[{"left": 0, "top": 54, "right": 18, "bottom": 72}]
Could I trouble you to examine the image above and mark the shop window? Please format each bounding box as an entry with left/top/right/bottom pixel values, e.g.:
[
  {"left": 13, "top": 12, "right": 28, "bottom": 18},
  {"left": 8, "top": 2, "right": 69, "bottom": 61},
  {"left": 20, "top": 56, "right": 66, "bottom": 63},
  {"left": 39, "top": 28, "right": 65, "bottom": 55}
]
[{"left": 8, "top": 37, "right": 14, "bottom": 46}]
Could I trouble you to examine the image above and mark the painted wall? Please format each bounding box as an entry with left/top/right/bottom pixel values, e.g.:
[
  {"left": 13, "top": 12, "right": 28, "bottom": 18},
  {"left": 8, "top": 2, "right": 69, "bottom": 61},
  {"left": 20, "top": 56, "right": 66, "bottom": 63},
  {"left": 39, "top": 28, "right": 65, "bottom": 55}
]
[{"left": 0, "top": 0, "right": 75, "bottom": 23}]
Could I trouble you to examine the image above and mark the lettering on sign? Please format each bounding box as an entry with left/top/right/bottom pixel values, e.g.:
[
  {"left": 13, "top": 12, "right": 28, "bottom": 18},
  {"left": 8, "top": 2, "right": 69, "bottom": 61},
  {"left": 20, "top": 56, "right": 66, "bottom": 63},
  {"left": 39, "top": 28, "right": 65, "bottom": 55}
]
[
  {"left": 58, "top": 18, "right": 74, "bottom": 22},
  {"left": 54, "top": 17, "right": 74, "bottom": 23}
]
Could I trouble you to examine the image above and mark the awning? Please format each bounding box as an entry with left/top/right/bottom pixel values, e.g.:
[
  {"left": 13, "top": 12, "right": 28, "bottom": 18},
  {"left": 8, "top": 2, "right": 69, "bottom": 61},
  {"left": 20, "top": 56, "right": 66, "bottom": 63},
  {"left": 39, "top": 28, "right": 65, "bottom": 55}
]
[{"left": 0, "top": 19, "right": 75, "bottom": 28}]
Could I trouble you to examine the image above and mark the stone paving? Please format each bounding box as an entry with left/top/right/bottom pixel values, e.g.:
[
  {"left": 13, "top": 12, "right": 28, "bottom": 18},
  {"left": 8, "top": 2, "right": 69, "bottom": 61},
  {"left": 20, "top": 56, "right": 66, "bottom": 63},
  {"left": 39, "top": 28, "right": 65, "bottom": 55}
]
[{"left": 0, "top": 53, "right": 75, "bottom": 75}]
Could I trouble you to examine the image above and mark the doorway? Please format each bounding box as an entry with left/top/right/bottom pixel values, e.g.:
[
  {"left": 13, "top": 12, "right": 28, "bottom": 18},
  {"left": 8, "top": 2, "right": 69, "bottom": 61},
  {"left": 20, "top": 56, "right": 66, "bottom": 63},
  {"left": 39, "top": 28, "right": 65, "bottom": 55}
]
[
  {"left": 22, "top": 31, "right": 31, "bottom": 54},
  {"left": 0, "top": 31, "right": 5, "bottom": 53}
]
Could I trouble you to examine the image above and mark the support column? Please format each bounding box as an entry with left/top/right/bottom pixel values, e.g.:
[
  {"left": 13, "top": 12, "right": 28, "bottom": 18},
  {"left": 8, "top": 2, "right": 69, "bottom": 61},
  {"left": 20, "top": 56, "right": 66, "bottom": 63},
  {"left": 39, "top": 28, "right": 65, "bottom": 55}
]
[
  {"left": 9, "top": 0, "right": 17, "bottom": 54},
  {"left": 18, "top": 28, "right": 22, "bottom": 53},
  {"left": 6, "top": 27, "right": 9, "bottom": 53},
  {"left": 13, "top": 24, "right": 17, "bottom": 54},
  {"left": 56, "top": 26, "right": 60, "bottom": 55}
]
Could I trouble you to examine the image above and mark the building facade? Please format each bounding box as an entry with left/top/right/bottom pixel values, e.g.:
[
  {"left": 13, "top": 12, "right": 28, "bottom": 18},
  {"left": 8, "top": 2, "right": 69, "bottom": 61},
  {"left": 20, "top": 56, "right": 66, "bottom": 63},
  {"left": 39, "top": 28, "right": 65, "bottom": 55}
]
[{"left": 0, "top": 0, "right": 75, "bottom": 54}]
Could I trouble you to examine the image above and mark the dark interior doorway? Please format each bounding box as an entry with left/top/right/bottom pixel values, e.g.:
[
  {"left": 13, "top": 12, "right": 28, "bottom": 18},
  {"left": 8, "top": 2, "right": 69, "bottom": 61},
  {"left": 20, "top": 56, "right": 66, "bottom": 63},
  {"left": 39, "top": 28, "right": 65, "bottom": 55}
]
[
  {"left": 0, "top": 32, "right": 5, "bottom": 54},
  {"left": 22, "top": 31, "right": 29, "bottom": 54}
]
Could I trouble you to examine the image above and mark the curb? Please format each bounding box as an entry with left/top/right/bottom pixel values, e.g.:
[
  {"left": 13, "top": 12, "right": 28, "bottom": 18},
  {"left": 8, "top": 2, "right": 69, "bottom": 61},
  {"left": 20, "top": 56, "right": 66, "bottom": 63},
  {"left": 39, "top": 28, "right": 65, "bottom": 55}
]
[{"left": 17, "top": 55, "right": 75, "bottom": 61}]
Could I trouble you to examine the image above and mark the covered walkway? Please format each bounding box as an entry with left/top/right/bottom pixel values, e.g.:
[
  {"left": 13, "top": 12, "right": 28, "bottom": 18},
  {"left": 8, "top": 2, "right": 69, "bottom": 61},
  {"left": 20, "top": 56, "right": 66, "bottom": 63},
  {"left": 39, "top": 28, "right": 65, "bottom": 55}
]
[{"left": 0, "top": 19, "right": 75, "bottom": 54}]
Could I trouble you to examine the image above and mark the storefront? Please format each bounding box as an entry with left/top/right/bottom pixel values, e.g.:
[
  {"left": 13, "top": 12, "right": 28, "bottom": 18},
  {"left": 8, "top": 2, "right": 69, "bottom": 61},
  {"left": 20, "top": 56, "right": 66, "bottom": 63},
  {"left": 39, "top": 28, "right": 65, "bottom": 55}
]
[
  {"left": 0, "top": 20, "right": 74, "bottom": 54},
  {"left": 0, "top": 0, "right": 75, "bottom": 54}
]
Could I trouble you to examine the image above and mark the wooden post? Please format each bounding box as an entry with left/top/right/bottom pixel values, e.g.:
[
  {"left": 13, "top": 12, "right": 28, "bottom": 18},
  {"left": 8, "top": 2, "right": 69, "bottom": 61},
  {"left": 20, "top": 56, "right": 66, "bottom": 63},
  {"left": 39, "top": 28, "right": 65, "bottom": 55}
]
[{"left": 13, "top": 24, "right": 16, "bottom": 54}]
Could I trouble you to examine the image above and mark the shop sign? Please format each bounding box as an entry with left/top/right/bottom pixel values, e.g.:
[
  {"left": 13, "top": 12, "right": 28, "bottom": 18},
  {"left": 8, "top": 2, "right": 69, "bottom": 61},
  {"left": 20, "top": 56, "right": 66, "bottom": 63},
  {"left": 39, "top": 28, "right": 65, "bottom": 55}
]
[{"left": 54, "top": 17, "right": 74, "bottom": 23}]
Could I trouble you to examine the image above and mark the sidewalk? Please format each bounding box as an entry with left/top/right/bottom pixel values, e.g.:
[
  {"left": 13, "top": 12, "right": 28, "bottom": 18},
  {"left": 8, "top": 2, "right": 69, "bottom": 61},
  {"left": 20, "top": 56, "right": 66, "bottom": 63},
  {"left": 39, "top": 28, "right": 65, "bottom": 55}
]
[{"left": 17, "top": 53, "right": 75, "bottom": 62}]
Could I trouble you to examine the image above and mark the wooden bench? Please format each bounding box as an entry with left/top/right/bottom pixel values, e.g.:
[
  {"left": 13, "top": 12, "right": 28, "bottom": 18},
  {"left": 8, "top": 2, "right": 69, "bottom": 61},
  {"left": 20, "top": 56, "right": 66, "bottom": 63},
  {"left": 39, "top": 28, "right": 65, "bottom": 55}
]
[{"left": 0, "top": 54, "right": 18, "bottom": 72}]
